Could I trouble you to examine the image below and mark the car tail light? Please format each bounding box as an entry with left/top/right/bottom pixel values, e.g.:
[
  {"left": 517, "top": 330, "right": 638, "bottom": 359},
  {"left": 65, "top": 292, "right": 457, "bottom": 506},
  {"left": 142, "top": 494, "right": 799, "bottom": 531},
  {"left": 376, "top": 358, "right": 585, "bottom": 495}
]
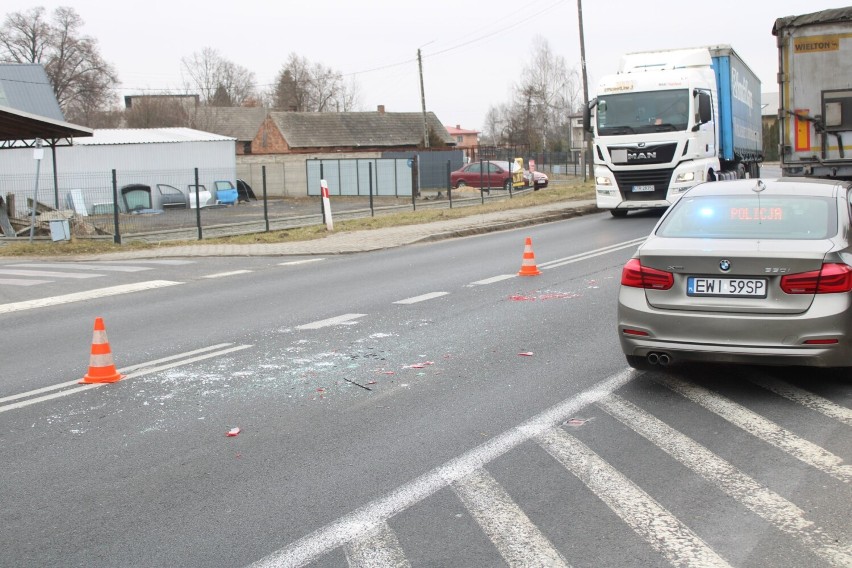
[
  {"left": 621, "top": 259, "right": 674, "bottom": 290},
  {"left": 780, "top": 263, "right": 852, "bottom": 294}
]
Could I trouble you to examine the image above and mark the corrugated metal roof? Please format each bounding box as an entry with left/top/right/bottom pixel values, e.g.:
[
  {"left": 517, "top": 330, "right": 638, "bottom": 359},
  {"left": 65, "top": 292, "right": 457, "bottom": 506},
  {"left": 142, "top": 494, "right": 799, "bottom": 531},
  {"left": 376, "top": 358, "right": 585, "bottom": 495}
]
[
  {"left": 269, "top": 111, "right": 454, "bottom": 148},
  {"left": 0, "top": 64, "right": 64, "bottom": 121},
  {"left": 75, "top": 127, "right": 236, "bottom": 145}
]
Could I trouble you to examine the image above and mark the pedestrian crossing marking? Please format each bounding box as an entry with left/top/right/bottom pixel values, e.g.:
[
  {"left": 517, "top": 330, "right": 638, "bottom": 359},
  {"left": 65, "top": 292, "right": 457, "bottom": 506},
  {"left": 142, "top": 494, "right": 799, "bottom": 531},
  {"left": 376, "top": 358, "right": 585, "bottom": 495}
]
[
  {"left": 598, "top": 394, "right": 852, "bottom": 567},
  {"left": 536, "top": 427, "right": 732, "bottom": 568},
  {"left": 452, "top": 468, "right": 569, "bottom": 567},
  {"left": 654, "top": 374, "right": 852, "bottom": 484}
]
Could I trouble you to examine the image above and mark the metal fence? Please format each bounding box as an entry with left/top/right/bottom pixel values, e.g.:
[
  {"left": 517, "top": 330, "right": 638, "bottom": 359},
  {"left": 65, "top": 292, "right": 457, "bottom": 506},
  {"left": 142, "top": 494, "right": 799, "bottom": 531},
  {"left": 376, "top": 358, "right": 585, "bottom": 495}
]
[{"left": 1, "top": 161, "right": 582, "bottom": 245}]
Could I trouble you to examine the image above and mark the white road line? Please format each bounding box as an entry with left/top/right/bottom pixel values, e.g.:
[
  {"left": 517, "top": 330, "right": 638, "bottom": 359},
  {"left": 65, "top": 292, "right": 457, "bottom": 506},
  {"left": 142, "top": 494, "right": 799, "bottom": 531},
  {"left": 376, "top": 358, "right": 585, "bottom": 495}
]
[
  {"left": 296, "top": 313, "right": 367, "bottom": 330},
  {"left": 393, "top": 292, "right": 449, "bottom": 305},
  {"left": 344, "top": 522, "right": 411, "bottom": 568},
  {"left": 463, "top": 238, "right": 645, "bottom": 288},
  {"left": 538, "top": 238, "right": 646, "bottom": 270},
  {"left": 0, "top": 343, "right": 237, "bottom": 405},
  {"left": 100, "top": 260, "right": 194, "bottom": 265},
  {"left": 0, "top": 269, "right": 101, "bottom": 278},
  {"left": 9, "top": 263, "right": 152, "bottom": 272},
  {"left": 536, "top": 427, "right": 731, "bottom": 568},
  {"left": 279, "top": 259, "right": 324, "bottom": 266},
  {"left": 203, "top": 270, "right": 253, "bottom": 278},
  {"left": 598, "top": 394, "right": 852, "bottom": 567},
  {"left": 655, "top": 375, "right": 852, "bottom": 484},
  {"left": 247, "top": 369, "right": 634, "bottom": 568},
  {"left": 0, "top": 280, "right": 183, "bottom": 315},
  {"left": 0, "top": 278, "right": 49, "bottom": 286},
  {"left": 0, "top": 344, "right": 252, "bottom": 413},
  {"left": 452, "top": 468, "right": 570, "bottom": 567},
  {"left": 467, "top": 275, "right": 515, "bottom": 287},
  {"left": 748, "top": 375, "right": 852, "bottom": 426}
]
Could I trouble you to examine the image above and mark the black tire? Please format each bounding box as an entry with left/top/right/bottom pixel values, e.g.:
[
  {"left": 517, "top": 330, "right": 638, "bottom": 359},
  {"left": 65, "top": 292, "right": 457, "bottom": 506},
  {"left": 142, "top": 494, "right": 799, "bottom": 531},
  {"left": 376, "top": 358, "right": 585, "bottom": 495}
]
[
  {"left": 504, "top": 179, "right": 512, "bottom": 191},
  {"left": 626, "top": 354, "right": 653, "bottom": 371},
  {"left": 456, "top": 180, "right": 466, "bottom": 188},
  {"left": 610, "top": 209, "right": 628, "bottom": 218}
]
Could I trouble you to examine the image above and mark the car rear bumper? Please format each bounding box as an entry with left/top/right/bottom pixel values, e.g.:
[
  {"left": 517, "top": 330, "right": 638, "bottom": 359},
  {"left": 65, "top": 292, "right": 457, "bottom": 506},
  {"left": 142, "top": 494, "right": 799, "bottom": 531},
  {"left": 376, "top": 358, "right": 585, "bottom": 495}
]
[{"left": 618, "top": 287, "right": 852, "bottom": 367}]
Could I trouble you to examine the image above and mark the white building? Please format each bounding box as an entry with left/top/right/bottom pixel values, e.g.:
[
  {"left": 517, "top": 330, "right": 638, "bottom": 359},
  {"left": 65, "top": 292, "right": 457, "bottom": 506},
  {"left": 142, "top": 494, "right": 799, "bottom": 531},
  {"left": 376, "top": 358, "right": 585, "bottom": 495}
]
[{"left": 0, "top": 128, "right": 236, "bottom": 214}]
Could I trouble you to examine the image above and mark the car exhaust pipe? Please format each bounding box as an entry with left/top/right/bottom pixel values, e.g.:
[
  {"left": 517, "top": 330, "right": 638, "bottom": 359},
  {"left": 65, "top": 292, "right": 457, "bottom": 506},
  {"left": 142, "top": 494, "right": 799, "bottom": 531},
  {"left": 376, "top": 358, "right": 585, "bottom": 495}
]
[
  {"left": 658, "top": 353, "right": 671, "bottom": 366},
  {"left": 647, "top": 353, "right": 660, "bottom": 365}
]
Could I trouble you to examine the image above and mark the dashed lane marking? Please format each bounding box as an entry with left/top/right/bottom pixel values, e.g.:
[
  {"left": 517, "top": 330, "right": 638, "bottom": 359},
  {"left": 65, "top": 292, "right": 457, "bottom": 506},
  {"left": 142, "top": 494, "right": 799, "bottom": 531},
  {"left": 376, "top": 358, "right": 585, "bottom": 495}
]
[
  {"left": 296, "top": 313, "right": 367, "bottom": 330},
  {"left": 203, "top": 270, "right": 254, "bottom": 278},
  {"left": 393, "top": 292, "right": 449, "bottom": 305}
]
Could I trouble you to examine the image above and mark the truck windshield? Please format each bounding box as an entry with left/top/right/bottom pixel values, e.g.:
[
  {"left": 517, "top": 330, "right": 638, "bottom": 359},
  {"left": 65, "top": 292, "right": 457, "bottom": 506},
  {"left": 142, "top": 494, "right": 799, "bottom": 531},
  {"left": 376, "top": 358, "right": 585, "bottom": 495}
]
[{"left": 597, "top": 89, "right": 690, "bottom": 135}]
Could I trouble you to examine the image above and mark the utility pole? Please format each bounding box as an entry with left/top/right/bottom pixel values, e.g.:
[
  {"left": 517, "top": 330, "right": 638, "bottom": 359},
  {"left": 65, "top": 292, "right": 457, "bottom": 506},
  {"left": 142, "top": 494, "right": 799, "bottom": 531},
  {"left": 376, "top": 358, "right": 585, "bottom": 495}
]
[
  {"left": 577, "top": 0, "right": 593, "bottom": 179},
  {"left": 418, "top": 48, "right": 429, "bottom": 148}
]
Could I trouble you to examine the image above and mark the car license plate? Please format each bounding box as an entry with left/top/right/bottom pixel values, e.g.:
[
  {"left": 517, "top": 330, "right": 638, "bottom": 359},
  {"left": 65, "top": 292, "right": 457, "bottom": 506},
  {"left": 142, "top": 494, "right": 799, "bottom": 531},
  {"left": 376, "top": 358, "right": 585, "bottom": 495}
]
[
  {"left": 687, "top": 277, "right": 767, "bottom": 297},
  {"left": 632, "top": 185, "right": 655, "bottom": 192}
]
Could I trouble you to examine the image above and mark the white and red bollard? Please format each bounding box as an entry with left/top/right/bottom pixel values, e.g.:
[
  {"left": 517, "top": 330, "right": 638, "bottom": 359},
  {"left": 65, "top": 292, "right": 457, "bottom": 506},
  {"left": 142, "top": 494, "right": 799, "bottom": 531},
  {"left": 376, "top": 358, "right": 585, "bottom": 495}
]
[{"left": 321, "top": 179, "right": 334, "bottom": 231}]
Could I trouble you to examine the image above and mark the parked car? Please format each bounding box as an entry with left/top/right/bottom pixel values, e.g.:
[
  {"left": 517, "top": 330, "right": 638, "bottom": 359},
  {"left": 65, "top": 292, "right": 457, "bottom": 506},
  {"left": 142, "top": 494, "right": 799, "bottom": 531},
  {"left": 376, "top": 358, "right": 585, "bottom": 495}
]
[
  {"left": 618, "top": 177, "right": 852, "bottom": 370},
  {"left": 451, "top": 161, "right": 518, "bottom": 190}
]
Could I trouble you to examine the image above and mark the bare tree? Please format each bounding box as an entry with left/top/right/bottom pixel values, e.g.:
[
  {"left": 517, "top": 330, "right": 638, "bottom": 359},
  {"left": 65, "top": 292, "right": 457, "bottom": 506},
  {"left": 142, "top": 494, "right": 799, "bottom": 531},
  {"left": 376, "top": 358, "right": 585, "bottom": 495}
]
[
  {"left": 181, "top": 47, "right": 256, "bottom": 107},
  {"left": 0, "top": 6, "right": 119, "bottom": 125},
  {"left": 483, "top": 37, "right": 580, "bottom": 152},
  {"left": 125, "top": 95, "right": 191, "bottom": 128},
  {"left": 271, "top": 53, "right": 361, "bottom": 112}
]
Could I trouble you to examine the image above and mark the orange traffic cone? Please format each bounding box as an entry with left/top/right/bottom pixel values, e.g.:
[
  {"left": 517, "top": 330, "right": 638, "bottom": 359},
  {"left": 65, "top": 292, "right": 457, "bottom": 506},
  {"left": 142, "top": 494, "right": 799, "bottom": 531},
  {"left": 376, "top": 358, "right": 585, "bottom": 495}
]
[
  {"left": 518, "top": 237, "right": 542, "bottom": 276},
  {"left": 79, "top": 317, "right": 124, "bottom": 384}
]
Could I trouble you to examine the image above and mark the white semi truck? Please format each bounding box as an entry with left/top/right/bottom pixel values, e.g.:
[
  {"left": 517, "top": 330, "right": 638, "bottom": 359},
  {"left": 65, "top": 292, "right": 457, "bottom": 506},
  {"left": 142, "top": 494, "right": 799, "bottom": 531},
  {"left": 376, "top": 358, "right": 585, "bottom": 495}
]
[
  {"left": 585, "top": 45, "right": 763, "bottom": 217},
  {"left": 773, "top": 8, "right": 852, "bottom": 179}
]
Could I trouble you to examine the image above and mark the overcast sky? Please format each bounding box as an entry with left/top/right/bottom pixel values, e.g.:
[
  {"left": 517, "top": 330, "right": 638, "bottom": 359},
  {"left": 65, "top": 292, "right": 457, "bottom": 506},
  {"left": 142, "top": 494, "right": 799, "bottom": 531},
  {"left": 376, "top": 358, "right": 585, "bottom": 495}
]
[{"left": 4, "top": 0, "right": 849, "bottom": 131}]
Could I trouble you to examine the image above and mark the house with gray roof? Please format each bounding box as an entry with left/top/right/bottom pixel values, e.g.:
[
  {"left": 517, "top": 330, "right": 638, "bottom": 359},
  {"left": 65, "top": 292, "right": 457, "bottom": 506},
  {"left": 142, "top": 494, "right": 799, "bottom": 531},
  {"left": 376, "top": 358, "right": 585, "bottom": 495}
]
[
  {"left": 190, "top": 106, "right": 268, "bottom": 155},
  {"left": 251, "top": 106, "right": 453, "bottom": 154}
]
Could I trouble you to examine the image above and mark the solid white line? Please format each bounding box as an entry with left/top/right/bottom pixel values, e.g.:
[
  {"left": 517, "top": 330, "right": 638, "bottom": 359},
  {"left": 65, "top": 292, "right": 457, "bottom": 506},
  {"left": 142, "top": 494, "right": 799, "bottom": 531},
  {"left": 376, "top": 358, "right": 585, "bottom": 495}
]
[
  {"left": 9, "top": 263, "right": 152, "bottom": 272},
  {"left": 599, "top": 394, "right": 852, "bottom": 567},
  {"left": 344, "top": 522, "right": 411, "bottom": 568},
  {"left": 0, "top": 343, "right": 236, "bottom": 405},
  {"left": 279, "top": 259, "right": 324, "bottom": 266},
  {"left": 452, "top": 469, "right": 570, "bottom": 567},
  {"left": 536, "top": 427, "right": 731, "bottom": 568},
  {"left": 0, "top": 280, "right": 183, "bottom": 314},
  {"left": 0, "top": 269, "right": 101, "bottom": 278},
  {"left": 655, "top": 375, "right": 852, "bottom": 484},
  {"left": 0, "top": 344, "right": 251, "bottom": 414},
  {"left": 0, "top": 278, "right": 49, "bottom": 286},
  {"left": 539, "top": 238, "right": 645, "bottom": 270},
  {"left": 296, "top": 313, "right": 367, "bottom": 330},
  {"left": 247, "top": 369, "right": 634, "bottom": 568},
  {"left": 202, "top": 270, "right": 253, "bottom": 279},
  {"left": 748, "top": 375, "right": 852, "bottom": 426},
  {"left": 467, "top": 275, "right": 515, "bottom": 287},
  {"left": 393, "top": 292, "right": 449, "bottom": 305}
]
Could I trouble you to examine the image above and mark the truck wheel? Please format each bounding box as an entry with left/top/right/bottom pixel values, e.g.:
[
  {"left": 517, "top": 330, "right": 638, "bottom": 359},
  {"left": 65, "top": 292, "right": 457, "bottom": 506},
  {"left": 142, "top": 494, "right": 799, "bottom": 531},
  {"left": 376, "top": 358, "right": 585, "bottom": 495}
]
[{"left": 610, "top": 209, "right": 628, "bottom": 218}]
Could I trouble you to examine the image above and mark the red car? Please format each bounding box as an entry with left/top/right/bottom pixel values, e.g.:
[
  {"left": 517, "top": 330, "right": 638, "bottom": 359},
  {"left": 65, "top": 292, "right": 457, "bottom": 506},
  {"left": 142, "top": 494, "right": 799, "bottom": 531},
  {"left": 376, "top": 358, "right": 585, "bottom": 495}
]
[{"left": 451, "top": 161, "right": 517, "bottom": 190}]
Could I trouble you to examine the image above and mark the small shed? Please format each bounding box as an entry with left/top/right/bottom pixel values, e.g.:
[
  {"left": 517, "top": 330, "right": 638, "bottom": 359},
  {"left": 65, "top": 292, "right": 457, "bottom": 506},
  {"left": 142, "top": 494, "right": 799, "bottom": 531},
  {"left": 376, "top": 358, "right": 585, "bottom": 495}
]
[{"left": 0, "top": 127, "right": 236, "bottom": 215}]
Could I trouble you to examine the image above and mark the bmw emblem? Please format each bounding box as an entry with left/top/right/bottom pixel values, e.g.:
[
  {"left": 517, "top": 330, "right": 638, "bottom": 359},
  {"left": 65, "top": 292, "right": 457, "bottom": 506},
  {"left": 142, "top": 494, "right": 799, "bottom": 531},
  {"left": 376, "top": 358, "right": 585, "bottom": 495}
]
[{"left": 719, "top": 260, "right": 731, "bottom": 272}]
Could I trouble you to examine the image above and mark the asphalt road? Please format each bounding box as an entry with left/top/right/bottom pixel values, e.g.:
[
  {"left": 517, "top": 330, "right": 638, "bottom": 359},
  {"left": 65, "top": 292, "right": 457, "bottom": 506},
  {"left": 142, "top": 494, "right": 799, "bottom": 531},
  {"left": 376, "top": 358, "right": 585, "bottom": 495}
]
[{"left": 1, "top": 207, "right": 850, "bottom": 568}]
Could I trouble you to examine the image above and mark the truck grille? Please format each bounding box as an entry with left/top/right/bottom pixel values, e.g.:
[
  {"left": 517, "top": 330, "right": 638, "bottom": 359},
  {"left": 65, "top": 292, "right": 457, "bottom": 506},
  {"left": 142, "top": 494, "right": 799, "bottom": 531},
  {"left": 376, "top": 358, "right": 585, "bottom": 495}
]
[{"left": 613, "top": 168, "right": 674, "bottom": 201}]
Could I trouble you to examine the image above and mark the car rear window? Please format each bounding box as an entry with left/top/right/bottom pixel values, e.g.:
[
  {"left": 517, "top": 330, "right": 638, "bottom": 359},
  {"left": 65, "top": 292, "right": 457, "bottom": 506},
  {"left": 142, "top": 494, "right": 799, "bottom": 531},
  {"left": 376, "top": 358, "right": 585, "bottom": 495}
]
[{"left": 656, "top": 194, "right": 837, "bottom": 239}]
